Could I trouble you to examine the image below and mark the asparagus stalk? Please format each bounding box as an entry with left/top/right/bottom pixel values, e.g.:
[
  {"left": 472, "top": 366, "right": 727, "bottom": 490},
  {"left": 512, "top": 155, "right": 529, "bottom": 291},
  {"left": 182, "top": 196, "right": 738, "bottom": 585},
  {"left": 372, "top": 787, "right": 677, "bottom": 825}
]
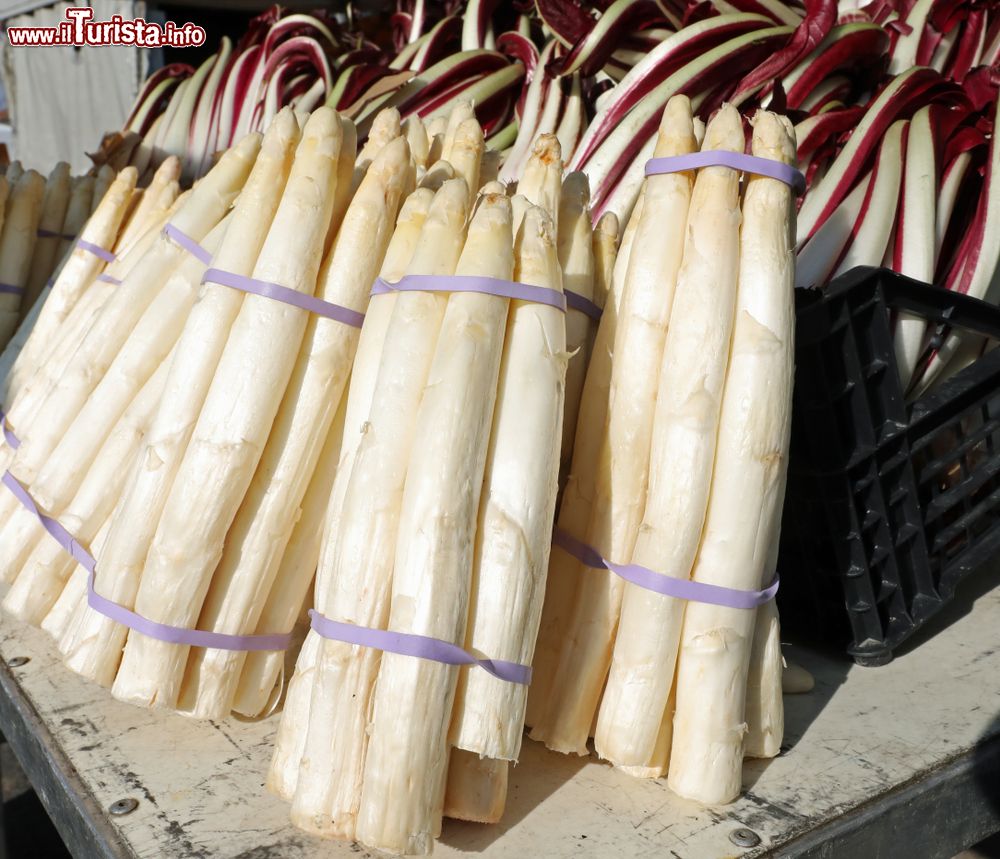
[
  {"left": 61, "top": 117, "right": 299, "bottom": 688},
  {"left": 450, "top": 202, "right": 566, "bottom": 761},
  {"left": 91, "top": 165, "right": 115, "bottom": 214},
  {"left": 668, "top": 111, "right": 796, "bottom": 805},
  {"left": 113, "top": 158, "right": 182, "bottom": 259},
  {"left": 6, "top": 135, "right": 260, "bottom": 493},
  {"left": 3, "top": 168, "right": 135, "bottom": 412},
  {"left": 442, "top": 752, "right": 508, "bottom": 824},
  {"left": 0, "top": 171, "right": 46, "bottom": 346},
  {"left": 589, "top": 211, "right": 619, "bottom": 345},
  {"left": 179, "top": 136, "right": 413, "bottom": 720},
  {"left": 54, "top": 176, "right": 95, "bottom": 263},
  {"left": 23, "top": 163, "right": 71, "bottom": 314},
  {"left": 111, "top": 110, "right": 342, "bottom": 710},
  {"left": 534, "top": 96, "right": 698, "bottom": 755},
  {"left": 289, "top": 179, "right": 470, "bottom": 838},
  {"left": 231, "top": 393, "right": 347, "bottom": 718},
  {"left": 3, "top": 347, "right": 172, "bottom": 624},
  {"left": 355, "top": 190, "right": 515, "bottom": 855},
  {"left": 556, "top": 171, "right": 595, "bottom": 476},
  {"left": 596, "top": 102, "right": 739, "bottom": 772},
  {"left": 744, "top": 600, "right": 784, "bottom": 759},
  {"left": 268, "top": 186, "right": 436, "bottom": 798}
]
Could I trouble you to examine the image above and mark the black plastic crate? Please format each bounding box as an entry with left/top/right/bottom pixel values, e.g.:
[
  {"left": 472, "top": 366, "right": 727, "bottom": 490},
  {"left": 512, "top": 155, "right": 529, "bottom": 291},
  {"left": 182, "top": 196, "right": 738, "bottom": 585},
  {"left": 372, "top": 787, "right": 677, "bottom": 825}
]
[{"left": 778, "top": 267, "right": 1000, "bottom": 665}]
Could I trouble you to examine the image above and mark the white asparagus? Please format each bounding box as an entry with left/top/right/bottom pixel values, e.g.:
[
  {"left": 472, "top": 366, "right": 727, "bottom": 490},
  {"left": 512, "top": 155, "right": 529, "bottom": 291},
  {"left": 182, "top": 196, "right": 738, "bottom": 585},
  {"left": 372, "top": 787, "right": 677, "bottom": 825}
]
[
  {"left": 744, "top": 600, "right": 784, "bottom": 759},
  {"left": 289, "top": 179, "right": 470, "bottom": 838},
  {"left": 556, "top": 171, "right": 595, "bottom": 476},
  {"left": 513, "top": 135, "right": 562, "bottom": 229},
  {"left": 447, "top": 119, "right": 484, "bottom": 205},
  {"left": 668, "top": 111, "right": 796, "bottom": 805},
  {"left": 417, "top": 160, "right": 456, "bottom": 192},
  {"left": 526, "top": 212, "right": 624, "bottom": 732},
  {"left": 110, "top": 111, "right": 341, "bottom": 710},
  {"left": 3, "top": 347, "right": 172, "bottom": 624},
  {"left": 596, "top": 101, "right": 739, "bottom": 771},
  {"left": 232, "top": 394, "right": 347, "bottom": 718},
  {"left": 114, "top": 158, "right": 182, "bottom": 259},
  {"left": 61, "top": 120, "right": 298, "bottom": 688},
  {"left": 328, "top": 117, "right": 359, "bottom": 250},
  {"left": 91, "top": 165, "right": 115, "bottom": 214},
  {"left": 589, "top": 212, "right": 619, "bottom": 353},
  {"left": 5, "top": 135, "right": 260, "bottom": 491},
  {"left": 403, "top": 115, "right": 429, "bottom": 170},
  {"left": 355, "top": 191, "right": 514, "bottom": 855},
  {"left": 441, "top": 101, "right": 475, "bottom": 162},
  {"left": 42, "top": 543, "right": 98, "bottom": 643},
  {"left": 534, "top": 97, "right": 699, "bottom": 755},
  {"left": 5, "top": 162, "right": 23, "bottom": 183},
  {"left": 267, "top": 187, "right": 435, "bottom": 797},
  {"left": 23, "top": 162, "right": 72, "bottom": 314},
  {"left": 0, "top": 171, "right": 46, "bottom": 346},
  {"left": 55, "top": 176, "right": 95, "bottom": 263},
  {"left": 451, "top": 203, "right": 566, "bottom": 761},
  {"left": 179, "top": 136, "right": 413, "bottom": 720},
  {"left": 3, "top": 171, "right": 129, "bottom": 408}
]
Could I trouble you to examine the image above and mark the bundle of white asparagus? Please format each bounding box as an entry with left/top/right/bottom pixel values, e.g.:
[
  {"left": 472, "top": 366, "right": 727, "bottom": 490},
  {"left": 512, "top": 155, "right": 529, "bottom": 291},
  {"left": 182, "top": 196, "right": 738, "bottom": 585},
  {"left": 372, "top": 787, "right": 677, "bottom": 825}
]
[
  {"left": 0, "top": 160, "right": 152, "bottom": 352},
  {"left": 528, "top": 98, "right": 798, "bottom": 805},
  {"left": 268, "top": 124, "right": 584, "bottom": 855}
]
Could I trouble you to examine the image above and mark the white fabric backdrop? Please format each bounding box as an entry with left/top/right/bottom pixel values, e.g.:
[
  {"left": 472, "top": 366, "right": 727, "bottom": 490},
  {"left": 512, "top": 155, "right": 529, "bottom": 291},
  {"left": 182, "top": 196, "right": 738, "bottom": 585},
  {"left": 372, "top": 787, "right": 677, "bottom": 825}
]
[{"left": 0, "top": 1, "right": 148, "bottom": 171}]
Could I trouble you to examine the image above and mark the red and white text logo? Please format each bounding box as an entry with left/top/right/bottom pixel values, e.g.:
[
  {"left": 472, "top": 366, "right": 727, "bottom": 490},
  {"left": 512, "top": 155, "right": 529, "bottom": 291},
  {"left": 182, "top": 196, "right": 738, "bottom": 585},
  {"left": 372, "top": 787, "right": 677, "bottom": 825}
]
[{"left": 6, "top": 6, "right": 206, "bottom": 48}]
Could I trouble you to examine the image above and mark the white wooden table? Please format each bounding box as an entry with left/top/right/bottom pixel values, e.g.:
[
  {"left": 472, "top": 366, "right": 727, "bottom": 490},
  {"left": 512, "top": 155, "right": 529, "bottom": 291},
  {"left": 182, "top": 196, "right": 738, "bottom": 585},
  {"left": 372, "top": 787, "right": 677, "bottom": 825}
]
[{"left": 1, "top": 567, "right": 999, "bottom": 859}]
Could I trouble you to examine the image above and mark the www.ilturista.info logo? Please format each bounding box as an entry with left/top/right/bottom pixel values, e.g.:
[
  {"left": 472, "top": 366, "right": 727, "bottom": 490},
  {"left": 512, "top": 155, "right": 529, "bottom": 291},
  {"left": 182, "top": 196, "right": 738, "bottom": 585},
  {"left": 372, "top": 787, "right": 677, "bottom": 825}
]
[{"left": 6, "top": 6, "right": 206, "bottom": 47}]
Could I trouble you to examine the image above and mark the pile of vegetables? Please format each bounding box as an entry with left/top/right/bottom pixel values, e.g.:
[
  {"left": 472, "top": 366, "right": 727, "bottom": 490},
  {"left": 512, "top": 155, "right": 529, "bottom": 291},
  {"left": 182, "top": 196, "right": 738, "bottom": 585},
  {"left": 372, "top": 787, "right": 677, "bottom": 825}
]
[{"left": 0, "top": 160, "right": 145, "bottom": 352}]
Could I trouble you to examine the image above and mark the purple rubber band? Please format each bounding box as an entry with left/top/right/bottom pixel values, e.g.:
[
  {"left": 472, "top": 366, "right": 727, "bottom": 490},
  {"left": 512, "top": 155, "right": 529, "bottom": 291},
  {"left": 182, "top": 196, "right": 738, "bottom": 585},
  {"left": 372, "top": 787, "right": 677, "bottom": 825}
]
[
  {"left": 565, "top": 289, "right": 603, "bottom": 321},
  {"left": 203, "top": 268, "right": 366, "bottom": 328},
  {"left": 97, "top": 273, "right": 122, "bottom": 285},
  {"left": 309, "top": 610, "right": 532, "bottom": 685},
  {"left": 1, "top": 471, "right": 291, "bottom": 652},
  {"left": 553, "top": 527, "right": 779, "bottom": 610},
  {"left": 75, "top": 239, "right": 116, "bottom": 264},
  {"left": 645, "top": 152, "right": 806, "bottom": 194},
  {"left": 37, "top": 228, "right": 75, "bottom": 241},
  {"left": 371, "top": 275, "right": 568, "bottom": 312},
  {"left": 0, "top": 409, "right": 19, "bottom": 449},
  {"left": 163, "top": 223, "right": 212, "bottom": 265},
  {"left": 0, "top": 284, "right": 23, "bottom": 296},
  {"left": 87, "top": 573, "right": 292, "bottom": 651}
]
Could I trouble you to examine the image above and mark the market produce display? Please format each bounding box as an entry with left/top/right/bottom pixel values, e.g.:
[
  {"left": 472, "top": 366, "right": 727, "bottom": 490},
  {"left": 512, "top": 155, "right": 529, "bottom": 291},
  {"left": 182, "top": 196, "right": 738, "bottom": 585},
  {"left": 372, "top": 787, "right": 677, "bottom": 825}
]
[{"left": 0, "top": 0, "right": 997, "bottom": 855}]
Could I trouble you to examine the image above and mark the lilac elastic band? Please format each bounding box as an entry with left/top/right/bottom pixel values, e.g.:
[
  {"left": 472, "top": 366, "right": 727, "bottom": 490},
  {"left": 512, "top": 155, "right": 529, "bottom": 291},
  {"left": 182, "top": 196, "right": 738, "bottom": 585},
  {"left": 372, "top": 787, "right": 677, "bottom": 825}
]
[
  {"left": 309, "top": 610, "right": 532, "bottom": 685},
  {"left": 553, "top": 527, "right": 779, "bottom": 610},
  {"left": 0, "top": 409, "right": 20, "bottom": 449},
  {"left": 645, "top": 152, "right": 806, "bottom": 194},
  {"left": 2, "top": 471, "right": 292, "bottom": 652},
  {"left": 203, "top": 268, "right": 366, "bottom": 328},
  {"left": 565, "top": 289, "right": 603, "bottom": 321},
  {"left": 37, "top": 228, "right": 75, "bottom": 241},
  {"left": 75, "top": 239, "right": 116, "bottom": 264},
  {"left": 371, "top": 275, "right": 568, "bottom": 312},
  {"left": 163, "top": 223, "right": 212, "bottom": 265},
  {"left": 97, "top": 273, "right": 122, "bottom": 285},
  {"left": 0, "top": 283, "right": 23, "bottom": 296},
  {"left": 87, "top": 573, "right": 292, "bottom": 651}
]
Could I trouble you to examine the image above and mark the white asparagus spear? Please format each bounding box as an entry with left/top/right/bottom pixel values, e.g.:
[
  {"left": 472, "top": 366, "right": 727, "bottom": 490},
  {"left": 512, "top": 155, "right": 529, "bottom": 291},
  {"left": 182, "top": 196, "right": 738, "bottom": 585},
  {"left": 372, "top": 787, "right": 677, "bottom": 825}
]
[
  {"left": 441, "top": 101, "right": 475, "bottom": 161},
  {"left": 289, "top": 179, "right": 470, "bottom": 837},
  {"left": 5, "top": 162, "right": 23, "bottom": 183},
  {"left": 556, "top": 171, "right": 595, "bottom": 476},
  {"left": 588, "top": 212, "right": 618, "bottom": 360},
  {"left": 25, "top": 215, "right": 228, "bottom": 514},
  {"left": 533, "top": 97, "right": 699, "bottom": 754},
  {"left": 403, "top": 115, "right": 429, "bottom": 169},
  {"left": 668, "top": 111, "right": 796, "bottom": 805},
  {"left": 327, "top": 117, "right": 359, "bottom": 250},
  {"left": 231, "top": 393, "right": 347, "bottom": 718},
  {"left": 448, "top": 119, "right": 484, "bottom": 205},
  {"left": 54, "top": 176, "right": 95, "bottom": 263},
  {"left": 3, "top": 347, "right": 173, "bottom": 624},
  {"left": 111, "top": 110, "right": 342, "bottom": 710},
  {"left": 4, "top": 194, "right": 173, "bottom": 443},
  {"left": 513, "top": 135, "right": 562, "bottom": 230},
  {"left": 267, "top": 187, "right": 436, "bottom": 799},
  {"left": 355, "top": 191, "right": 514, "bottom": 855},
  {"left": 179, "top": 136, "right": 413, "bottom": 720},
  {"left": 417, "top": 160, "right": 455, "bottom": 191},
  {"left": 450, "top": 203, "right": 566, "bottom": 761},
  {"left": 23, "top": 163, "right": 71, "bottom": 314},
  {"left": 525, "top": 212, "right": 623, "bottom": 732},
  {"left": 596, "top": 102, "right": 739, "bottom": 771},
  {"left": 60, "top": 118, "right": 299, "bottom": 688},
  {"left": 3, "top": 171, "right": 130, "bottom": 407},
  {"left": 0, "top": 171, "right": 46, "bottom": 346},
  {"left": 443, "top": 753, "right": 508, "bottom": 824},
  {"left": 113, "top": 158, "right": 182, "bottom": 259},
  {"left": 0, "top": 219, "right": 227, "bottom": 587},
  {"left": 5, "top": 135, "right": 260, "bottom": 491},
  {"left": 41, "top": 535, "right": 101, "bottom": 643}
]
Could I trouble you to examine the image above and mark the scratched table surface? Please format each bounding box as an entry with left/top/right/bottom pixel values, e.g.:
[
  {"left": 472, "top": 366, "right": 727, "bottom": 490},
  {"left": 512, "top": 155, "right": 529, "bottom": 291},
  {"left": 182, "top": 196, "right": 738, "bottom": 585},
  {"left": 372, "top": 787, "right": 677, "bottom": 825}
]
[{"left": 1, "top": 569, "right": 1000, "bottom": 859}]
